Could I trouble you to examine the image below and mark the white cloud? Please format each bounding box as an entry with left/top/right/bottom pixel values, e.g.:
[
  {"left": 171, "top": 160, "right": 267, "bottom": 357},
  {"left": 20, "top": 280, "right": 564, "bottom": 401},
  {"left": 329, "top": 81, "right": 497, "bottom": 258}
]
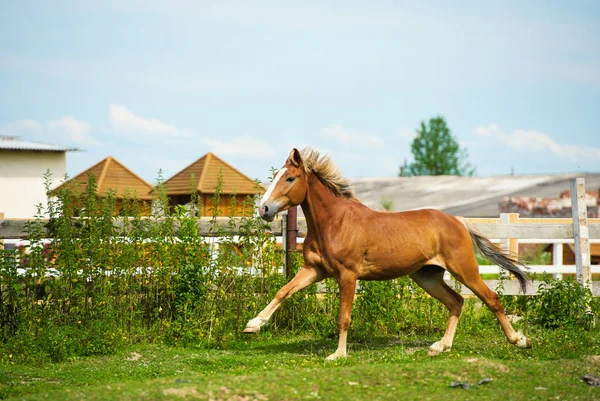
[
  {"left": 475, "top": 124, "right": 600, "bottom": 160},
  {"left": 396, "top": 128, "right": 416, "bottom": 140},
  {"left": 48, "top": 116, "right": 90, "bottom": 136},
  {"left": 48, "top": 117, "right": 99, "bottom": 147},
  {"left": 201, "top": 137, "right": 275, "bottom": 159},
  {"left": 3, "top": 119, "right": 43, "bottom": 133},
  {"left": 323, "top": 124, "right": 383, "bottom": 149},
  {"left": 1, "top": 117, "right": 98, "bottom": 148},
  {"left": 108, "top": 105, "right": 191, "bottom": 142}
]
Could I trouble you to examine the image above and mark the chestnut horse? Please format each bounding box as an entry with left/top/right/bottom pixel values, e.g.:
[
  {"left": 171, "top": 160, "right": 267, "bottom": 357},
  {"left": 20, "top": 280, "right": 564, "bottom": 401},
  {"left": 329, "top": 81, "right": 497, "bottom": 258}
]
[{"left": 244, "top": 148, "right": 531, "bottom": 360}]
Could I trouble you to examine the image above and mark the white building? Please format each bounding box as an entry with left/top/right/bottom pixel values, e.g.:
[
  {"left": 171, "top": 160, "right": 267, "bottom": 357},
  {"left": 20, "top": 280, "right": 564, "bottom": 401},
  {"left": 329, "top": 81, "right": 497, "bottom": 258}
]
[{"left": 0, "top": 135, "right": 76, "bottom": 218}]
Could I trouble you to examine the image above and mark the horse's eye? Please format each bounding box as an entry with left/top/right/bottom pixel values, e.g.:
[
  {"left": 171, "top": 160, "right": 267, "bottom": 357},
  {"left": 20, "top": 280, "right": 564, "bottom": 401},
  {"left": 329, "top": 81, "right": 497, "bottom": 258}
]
[{"left": 286, "top": 177, "right": 295, "bottom": 183}]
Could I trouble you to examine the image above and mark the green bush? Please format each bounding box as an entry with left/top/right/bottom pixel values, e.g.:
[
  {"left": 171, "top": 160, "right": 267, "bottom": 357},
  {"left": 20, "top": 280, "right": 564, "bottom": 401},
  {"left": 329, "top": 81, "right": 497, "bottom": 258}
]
[
  {"left": 529, "top": 277, "right": 598, "bottom": 329},
  {"left": 0, "top": 170, "right": 289, "bottom": 361}
]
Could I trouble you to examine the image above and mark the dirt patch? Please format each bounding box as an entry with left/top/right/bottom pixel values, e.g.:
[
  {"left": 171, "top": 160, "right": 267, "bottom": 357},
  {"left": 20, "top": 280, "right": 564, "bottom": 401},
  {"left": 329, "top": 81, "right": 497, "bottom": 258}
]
[
  {"left": 163, "top": 387, "right": 203, "bottom": 398},
  {"left": 464, "top": 357, "right": 510, "bottom": 373},
  {"left": 18, "top": 377, "right": 63, "bottom": 385},
  {"left": 162, "top": 386, "right": 269, "bottom": 401},
  {"left": 125, "top": 352, "right": 142, "bottom": 361},
  {"left": 214, "top": 395, "right": 268, "bottom": 401},
  {"left": 404, "top": 347, "right": 422, "bottom": 355},
  {"left": 586, "top": 355, "right": 600, "bottom": 365},
  {"left": 442, "top": 370, "right": 468, "bottom": 382},
  {"left": 207, "top": 388, "right": 269, "bottom": 401}
]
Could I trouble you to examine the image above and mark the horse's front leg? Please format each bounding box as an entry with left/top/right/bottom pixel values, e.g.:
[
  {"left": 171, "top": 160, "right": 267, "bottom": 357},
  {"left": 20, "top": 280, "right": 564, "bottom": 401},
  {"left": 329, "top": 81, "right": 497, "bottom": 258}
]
[
  {"left": 244, "top": 266, "right": 325, "bottom": 333},
  {"left": 326, "top": 276, "right": 357, "bottom": 360}
]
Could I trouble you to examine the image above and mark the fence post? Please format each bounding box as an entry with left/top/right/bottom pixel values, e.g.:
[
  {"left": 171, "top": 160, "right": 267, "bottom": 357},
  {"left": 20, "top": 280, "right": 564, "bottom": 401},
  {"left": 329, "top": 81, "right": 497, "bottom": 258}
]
[
  {"left": 552, "top": 242, "right": 563, "bottom": 280},
  {"left": 500, "top": 213, "right": 519, "bottom": 281},
  {"left": 285, "top": 206, "right": 298, "bottom": 279},
  {"left": 500, "top": 213, "right": 519, "bottom": 256},
  {"left": 0, "top": 212, "right": 3, "bottom": 249},
  {"left": 571, "top": 177, "right": 592, "bottom": 289},
  {"left": 281, "top": 211, "right": 288, "bottom": 276}
]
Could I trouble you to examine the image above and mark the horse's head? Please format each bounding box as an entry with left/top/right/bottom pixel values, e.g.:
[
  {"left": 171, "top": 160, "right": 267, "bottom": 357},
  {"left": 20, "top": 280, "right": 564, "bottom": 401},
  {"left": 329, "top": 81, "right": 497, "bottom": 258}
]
[{"left": 258, "top": 148, "right": 307, "bottom": 222}]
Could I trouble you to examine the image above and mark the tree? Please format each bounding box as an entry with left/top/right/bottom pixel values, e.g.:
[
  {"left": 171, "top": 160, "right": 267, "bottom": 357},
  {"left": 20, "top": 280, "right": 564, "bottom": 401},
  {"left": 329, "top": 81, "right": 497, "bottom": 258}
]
[{"left": 399, "top": 116, "right": 475, "bottom": 176}]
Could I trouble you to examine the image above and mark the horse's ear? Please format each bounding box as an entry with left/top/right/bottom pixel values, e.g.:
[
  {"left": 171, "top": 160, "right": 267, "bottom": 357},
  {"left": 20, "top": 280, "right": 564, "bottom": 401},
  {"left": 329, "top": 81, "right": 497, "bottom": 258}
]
[{"left": 287, "top": 148, "right": 302, "bottom": 168}]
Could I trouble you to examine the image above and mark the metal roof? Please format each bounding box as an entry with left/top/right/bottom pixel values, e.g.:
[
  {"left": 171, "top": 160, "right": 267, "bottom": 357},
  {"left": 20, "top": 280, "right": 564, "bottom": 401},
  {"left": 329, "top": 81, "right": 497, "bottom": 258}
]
[
  {"left": 350, "top": 173, "right": 600, "bottom": 218},
  {"left": 0, "top": 135, "right": 77, "bottom": 152}
]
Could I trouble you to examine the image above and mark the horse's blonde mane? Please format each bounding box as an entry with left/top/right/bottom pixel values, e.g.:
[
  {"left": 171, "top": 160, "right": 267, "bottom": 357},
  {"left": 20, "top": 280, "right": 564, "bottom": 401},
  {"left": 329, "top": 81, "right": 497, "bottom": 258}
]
[{"left": 288, "top": 147, "right": 356, "bottom": 200}]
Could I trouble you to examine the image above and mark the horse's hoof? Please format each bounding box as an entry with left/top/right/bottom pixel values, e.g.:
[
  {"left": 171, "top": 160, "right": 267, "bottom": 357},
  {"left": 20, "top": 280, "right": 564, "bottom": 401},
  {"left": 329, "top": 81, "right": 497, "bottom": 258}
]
[
  {"left": 325, "top": 352, "right": 346, "bottom": 361},
  {"left": 243, "top": 317, "right": 265, "bottom": 334},
  {"left": 243, "top": 325, "right": 259, "bottom": 334},
  {"left": 428, "top": 341, "right": 451, "bottom": 356},
  {"left": 515, "top": 333, "right": 531, "bottom": 349}
]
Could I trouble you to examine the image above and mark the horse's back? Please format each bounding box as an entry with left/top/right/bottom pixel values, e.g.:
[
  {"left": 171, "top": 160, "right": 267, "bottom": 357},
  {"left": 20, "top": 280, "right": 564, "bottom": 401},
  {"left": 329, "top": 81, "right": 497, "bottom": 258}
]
[{"left": 368, "top": 207, "right": 465, "bottom": 236}]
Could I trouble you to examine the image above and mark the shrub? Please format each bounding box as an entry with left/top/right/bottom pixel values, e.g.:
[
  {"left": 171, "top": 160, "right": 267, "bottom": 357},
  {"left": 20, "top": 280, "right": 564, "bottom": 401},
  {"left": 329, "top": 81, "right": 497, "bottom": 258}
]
[
  {"left": 529, "top": 277, "right": 598, "bottom": 329},
  {"left": 0, "top": 171, "right": 292, "bottom": 361}
]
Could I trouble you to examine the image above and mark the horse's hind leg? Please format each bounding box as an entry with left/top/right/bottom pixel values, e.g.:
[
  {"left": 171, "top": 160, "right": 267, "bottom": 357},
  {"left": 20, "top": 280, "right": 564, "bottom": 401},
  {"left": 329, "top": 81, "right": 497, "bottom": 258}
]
[
  {"left": 447, "top": 255, "right": 531, "bottom": 349},
  {"left": 410, "top": 265, "right": 464, "bottom": 355}
]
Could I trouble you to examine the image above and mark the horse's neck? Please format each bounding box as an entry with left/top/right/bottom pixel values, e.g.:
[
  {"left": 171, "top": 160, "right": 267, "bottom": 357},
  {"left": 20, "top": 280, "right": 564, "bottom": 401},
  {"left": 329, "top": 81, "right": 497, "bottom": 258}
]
[{"left": 300, "top": 173, "right": 344, "bottom": 239}]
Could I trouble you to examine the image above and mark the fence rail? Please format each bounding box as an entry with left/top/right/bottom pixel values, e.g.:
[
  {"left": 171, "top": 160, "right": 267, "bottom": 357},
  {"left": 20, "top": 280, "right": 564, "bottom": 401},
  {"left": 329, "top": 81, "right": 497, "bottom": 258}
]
[{"left": 3, "top": 217, "right": 598, "bottom": 240}]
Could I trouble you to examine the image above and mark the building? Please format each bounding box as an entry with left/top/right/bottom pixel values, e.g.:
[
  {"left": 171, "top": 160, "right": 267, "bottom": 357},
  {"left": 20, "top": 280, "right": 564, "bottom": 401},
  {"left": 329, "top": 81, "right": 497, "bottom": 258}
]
[
  {"left": 351, "top": 173, "right": 600, "bottom": 217},
  {"left": 0, "top": 135, "right": 76, "bottom": 218},
  {"left": 160, "top": 152, "right": 263, "bottom": 216},
  {"left": 50, "top": 156, "right": 153, "bottom": 215}
]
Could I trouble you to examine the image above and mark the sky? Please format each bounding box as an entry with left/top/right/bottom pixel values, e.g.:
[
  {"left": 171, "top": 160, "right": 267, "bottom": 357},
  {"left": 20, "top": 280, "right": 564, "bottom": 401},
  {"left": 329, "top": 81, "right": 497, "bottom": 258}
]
[{"left": 1, "top": 0, "right": 599, "bottom": 185}]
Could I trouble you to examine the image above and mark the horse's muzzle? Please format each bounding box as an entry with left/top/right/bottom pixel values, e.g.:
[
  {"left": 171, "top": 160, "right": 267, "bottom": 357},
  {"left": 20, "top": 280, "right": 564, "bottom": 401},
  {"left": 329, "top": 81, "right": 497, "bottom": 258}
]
[{"left": 258, "top": 204, "right": 276, "bottom": 222}]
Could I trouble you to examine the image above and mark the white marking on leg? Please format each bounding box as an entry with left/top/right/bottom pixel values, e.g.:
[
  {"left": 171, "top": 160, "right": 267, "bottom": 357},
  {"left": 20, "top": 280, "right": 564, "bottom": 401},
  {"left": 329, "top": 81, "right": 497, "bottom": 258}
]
[
  {"left": 260, "top": 168, "right": 287, "bottom": 207},
  {"left": 326, "top": 331, "right": 348, "bottom": 361}
]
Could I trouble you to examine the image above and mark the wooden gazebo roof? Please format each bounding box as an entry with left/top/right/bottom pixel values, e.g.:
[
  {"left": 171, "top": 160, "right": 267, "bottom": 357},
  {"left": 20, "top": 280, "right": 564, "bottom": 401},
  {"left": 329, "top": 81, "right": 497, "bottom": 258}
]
[
  {"left": 52, "top": 156, "right": 153, "bottom": 200},
  {"left": 161, "top": 152, "right": 261, "bottom": 195}
]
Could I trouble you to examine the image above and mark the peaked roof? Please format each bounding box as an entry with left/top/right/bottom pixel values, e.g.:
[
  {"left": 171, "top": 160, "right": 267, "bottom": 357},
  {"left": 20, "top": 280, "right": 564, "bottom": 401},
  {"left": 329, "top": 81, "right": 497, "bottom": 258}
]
[
  {"left": 52, "top": 156, "right": 153, "bottom": 200},
  {"left": 0, "top": 135, "right": 78, "bottom": 152},
  {"left": 162, "top": 152, "right": 261, "bottom": 195}
]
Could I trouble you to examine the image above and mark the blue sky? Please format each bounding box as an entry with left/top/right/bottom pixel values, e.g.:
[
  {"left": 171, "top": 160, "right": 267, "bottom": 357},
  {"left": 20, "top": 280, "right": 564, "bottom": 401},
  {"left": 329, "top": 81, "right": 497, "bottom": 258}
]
[{"left": 1, "top": 0, "right": 599, "bottom": 185}]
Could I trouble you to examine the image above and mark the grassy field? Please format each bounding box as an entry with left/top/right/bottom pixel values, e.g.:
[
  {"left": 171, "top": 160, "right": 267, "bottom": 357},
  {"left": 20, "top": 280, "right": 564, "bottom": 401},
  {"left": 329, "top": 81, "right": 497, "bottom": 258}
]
[{"left": 2, "top": 325, "right": 599, "bottom": 401}]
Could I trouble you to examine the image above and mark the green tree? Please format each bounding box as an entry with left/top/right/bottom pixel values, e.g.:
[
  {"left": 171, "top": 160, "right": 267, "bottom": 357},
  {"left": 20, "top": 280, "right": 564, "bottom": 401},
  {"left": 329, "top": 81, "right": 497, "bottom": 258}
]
[{"left": 400, "top": 116, "right": 475, "bottom": 176}]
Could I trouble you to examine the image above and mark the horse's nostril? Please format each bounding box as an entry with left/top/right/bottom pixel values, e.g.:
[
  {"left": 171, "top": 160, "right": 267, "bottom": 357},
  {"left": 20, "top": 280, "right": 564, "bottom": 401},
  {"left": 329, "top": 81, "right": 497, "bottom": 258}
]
[{"left": 264, "top": 205, "right": 269, "bottom": 214}]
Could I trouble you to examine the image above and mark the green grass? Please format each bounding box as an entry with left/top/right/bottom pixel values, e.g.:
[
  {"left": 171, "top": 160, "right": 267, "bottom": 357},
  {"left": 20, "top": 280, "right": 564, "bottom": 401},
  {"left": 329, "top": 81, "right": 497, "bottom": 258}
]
[{"left": 2, "top": 325, "right": 599, "bottom": 400}]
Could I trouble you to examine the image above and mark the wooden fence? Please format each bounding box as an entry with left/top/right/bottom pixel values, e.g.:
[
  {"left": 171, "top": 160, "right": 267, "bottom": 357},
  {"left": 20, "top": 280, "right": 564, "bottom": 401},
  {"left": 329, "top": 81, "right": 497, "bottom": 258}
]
[{"left": 1, "top": 178, "right": 598, "bottom": 295}]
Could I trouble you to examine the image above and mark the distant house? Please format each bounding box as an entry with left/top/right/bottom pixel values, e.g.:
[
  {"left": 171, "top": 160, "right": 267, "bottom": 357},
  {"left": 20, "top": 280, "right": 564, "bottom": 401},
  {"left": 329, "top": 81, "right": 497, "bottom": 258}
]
[
  {"left": 161, "top": 152, "right": 263, "bottom": 216},
  {"left": 51, "top": 156, "right": 153, "bottom": 216},
  {"left": 0, "top": 135, "right": 76, "bottom": 218}
]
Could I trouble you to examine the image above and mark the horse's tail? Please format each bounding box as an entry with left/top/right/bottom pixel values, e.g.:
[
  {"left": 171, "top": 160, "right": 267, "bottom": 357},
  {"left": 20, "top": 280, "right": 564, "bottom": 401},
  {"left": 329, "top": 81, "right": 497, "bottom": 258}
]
[{"left": 465, "top": 223, "right": 529, "bottom": 293}]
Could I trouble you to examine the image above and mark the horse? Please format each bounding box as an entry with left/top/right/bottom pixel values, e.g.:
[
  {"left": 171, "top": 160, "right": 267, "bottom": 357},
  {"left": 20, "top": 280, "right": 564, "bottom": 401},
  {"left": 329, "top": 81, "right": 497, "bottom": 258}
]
[{"left": 244, "top": 147, "right": 531, "bottom": 360}]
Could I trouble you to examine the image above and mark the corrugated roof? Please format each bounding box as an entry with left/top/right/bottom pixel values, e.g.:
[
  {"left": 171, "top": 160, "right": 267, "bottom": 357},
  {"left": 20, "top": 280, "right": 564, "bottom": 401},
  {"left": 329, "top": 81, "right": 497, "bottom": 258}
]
[
  {"left": 350, "top": 173, "right": 600, "bottom": 217},
  {"left": 51, "top": 156, "right": 153, "bottom": 200},
  {"left": 161, "top": 152, "right": 263, "bottom": 195},
  {"left": 0, "top": 135, "right": 77, "bottom": 152}
]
